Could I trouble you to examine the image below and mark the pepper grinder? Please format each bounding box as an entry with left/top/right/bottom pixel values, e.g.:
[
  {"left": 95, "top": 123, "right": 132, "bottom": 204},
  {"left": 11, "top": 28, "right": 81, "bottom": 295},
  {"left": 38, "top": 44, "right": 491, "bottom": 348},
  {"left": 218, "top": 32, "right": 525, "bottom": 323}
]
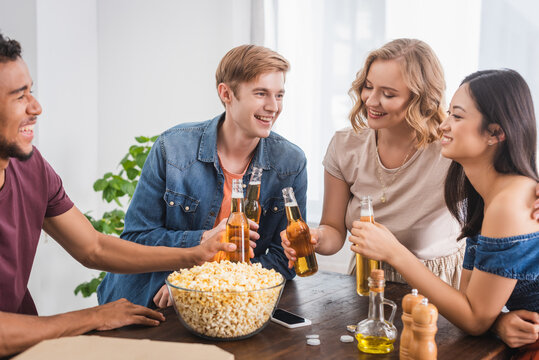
[
  {"left": 409, "top": 298, "right": 438, "bottom": 360},
  {"left": 400, "top": 289, "right": 425, "bottom": 360}
]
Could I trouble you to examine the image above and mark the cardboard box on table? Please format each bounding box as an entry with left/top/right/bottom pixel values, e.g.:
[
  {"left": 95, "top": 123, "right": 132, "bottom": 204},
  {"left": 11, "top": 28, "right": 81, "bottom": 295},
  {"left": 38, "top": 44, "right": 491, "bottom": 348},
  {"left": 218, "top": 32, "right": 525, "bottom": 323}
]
[{"left": 13, "top": 335, "right": 234, "bottom": 360}]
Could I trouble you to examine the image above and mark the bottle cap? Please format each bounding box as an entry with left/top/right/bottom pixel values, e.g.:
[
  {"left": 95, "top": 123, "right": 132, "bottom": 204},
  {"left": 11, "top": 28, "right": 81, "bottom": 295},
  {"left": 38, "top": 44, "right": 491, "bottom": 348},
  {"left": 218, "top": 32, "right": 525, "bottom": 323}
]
[
  {"left": 402, "top": 289, "right": 425, "bottom": 313},
  {"left": 412, "top": 297, "right": 439, "bottom": 325},
  {"left": 370, "top": 269, "right": 384, "bottom": 280}
]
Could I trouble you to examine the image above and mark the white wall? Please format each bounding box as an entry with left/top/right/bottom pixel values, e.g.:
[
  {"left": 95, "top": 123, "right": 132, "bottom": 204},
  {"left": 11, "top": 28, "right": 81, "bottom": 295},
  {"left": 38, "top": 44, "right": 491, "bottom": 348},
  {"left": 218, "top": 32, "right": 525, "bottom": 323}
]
[
  {"left": 30, "top": 0, "right": 102, "bottom": 314},
  {"left": 479, "top": 0, "right": 539, "bottom": 127},
  {"left": 96, "top": 0, "right": 251, "bottom": 181},
  {"left": 386, "top": 0, "right": 482, "bottom": 102}
]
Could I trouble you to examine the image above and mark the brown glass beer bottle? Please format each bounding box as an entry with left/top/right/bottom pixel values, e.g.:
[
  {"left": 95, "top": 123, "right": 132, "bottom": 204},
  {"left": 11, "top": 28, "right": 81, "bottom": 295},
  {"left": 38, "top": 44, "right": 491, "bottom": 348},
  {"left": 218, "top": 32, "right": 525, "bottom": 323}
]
[
  {"left": 225, "top": 179, "right": 250, "bottom": 263},
  {"left": 356, "top": 196, "right": 382, "bottom": 296},
  {"left": 282, "top": 187, "right": 317, "bottom": 277},
  {"left": 244, "top": 167, "right": 262, "bottom": 224}
]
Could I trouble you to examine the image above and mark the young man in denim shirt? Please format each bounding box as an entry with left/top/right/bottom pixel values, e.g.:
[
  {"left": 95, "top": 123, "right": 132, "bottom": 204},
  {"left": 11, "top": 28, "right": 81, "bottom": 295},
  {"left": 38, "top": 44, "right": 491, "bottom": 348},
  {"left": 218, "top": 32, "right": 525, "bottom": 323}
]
[{"left": 98, "top": 45, "right": 307, "bottom": 308}]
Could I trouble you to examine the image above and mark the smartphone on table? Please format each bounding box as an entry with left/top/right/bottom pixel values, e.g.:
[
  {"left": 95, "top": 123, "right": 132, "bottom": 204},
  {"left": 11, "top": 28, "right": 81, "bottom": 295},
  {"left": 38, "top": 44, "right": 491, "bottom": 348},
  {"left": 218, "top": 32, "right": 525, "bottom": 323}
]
[{"left": 271, "top": 308, "right": 311, "bottom": 328}]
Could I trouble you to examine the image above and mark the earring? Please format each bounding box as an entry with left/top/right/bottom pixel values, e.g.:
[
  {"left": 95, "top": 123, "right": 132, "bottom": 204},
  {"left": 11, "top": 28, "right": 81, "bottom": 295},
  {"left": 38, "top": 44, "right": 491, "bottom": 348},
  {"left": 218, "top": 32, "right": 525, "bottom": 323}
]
[{"left": 488, "top": 141, "right": 493, "bottom": 145}]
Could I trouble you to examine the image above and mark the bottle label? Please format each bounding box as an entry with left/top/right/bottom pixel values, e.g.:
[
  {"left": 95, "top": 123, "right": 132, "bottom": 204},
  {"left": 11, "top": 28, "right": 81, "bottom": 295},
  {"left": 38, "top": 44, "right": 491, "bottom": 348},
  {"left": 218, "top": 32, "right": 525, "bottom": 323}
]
[{"left": 232, "top": 190, "right": 243, "bottom": 198}]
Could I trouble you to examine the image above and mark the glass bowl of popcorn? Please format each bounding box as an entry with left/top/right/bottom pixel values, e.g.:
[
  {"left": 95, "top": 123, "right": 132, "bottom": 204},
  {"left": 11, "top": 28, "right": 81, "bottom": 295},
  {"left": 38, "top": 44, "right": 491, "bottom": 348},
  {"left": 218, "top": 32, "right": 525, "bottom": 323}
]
[{"left": 166, "top": 261, "right": 285, "bottom": 341}]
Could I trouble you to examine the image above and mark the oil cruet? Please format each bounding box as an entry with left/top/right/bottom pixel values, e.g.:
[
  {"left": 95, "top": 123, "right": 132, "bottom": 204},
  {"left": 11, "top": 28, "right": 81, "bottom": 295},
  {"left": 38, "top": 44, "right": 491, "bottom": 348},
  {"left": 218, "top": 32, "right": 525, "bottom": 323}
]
[{"left": 355, "top": 269, "right": 398, "bottom": 354}]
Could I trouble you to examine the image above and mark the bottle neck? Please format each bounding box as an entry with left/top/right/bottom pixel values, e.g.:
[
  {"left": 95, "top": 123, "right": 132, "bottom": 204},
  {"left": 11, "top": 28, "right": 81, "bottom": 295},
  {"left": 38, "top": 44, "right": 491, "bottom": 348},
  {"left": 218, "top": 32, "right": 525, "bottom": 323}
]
[
  {"left": 246, "top": 182, "right": 260, "bottom": 201},
  {"left": 231, "top": 196, "right": 244, "bottom": 213},
  {"left": 368, "top": 289, "right": 385, "bottom": 321},
  {"left": 285, "top": 204, "right": 303, "bottom": 222},
  {"left": 359, "top": 197, "right": 374, "bottom": 220}
]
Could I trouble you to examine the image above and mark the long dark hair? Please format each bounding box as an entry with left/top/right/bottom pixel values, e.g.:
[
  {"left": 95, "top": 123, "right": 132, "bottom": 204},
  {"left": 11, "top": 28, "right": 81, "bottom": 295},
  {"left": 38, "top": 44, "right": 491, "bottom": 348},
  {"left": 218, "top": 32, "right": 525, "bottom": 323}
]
[{"left": 444, "top": 69, "right": 538, "bottom": 239}]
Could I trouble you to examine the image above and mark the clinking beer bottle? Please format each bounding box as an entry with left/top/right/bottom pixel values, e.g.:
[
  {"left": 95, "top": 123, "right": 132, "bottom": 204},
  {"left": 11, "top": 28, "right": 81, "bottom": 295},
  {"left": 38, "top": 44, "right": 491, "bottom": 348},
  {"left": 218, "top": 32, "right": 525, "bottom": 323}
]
[
  {"left": 356, "top": 196, "right": 382, "bottom": 296},
  {"left": 244, "top": 167, "right": 262, "bottom": 224},
  {"left": 225, "top": 179, "right": 250, "bottom": 263},
  {"left": 282, "top": 187, "right": 318, "bottom": 277}
]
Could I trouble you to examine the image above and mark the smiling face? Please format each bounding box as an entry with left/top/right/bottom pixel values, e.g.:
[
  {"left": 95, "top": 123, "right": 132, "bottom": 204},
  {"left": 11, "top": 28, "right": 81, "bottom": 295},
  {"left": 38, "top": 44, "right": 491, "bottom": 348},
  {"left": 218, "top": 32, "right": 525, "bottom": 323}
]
[
  {"left": 360, "top": 59, "right": 411, "bottom": 130},
  {"left": 440, "top": 84, "right": 492, "bottom": 162},
  {"left": 0, "top": 58, "right": 41, "bottom": 162},
  {"left": 222, "top": 71, "right": 285, "bottom": 140}
]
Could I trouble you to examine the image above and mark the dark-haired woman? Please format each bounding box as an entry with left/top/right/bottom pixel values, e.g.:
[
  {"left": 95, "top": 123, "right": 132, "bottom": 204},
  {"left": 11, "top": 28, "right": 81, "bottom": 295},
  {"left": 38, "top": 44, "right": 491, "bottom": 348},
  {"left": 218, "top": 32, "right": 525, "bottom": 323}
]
[{"left": 350, "top": 69, "right": 538, "bottom": 357}]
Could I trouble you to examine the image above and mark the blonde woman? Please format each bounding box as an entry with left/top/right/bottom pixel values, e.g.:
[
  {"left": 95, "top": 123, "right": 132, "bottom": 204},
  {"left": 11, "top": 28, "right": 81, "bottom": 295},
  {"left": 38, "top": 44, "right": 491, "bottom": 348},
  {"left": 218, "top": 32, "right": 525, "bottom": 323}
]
[{"left": 286, "top": 39, "right": 461, "bottom": 285}]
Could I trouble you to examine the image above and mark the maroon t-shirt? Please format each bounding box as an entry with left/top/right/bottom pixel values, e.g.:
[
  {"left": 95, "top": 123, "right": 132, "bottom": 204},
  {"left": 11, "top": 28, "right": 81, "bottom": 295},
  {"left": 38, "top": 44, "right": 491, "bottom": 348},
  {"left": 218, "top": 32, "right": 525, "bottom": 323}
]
[{"left": 0, "top": 147, "right": 73, "bottom": 315}]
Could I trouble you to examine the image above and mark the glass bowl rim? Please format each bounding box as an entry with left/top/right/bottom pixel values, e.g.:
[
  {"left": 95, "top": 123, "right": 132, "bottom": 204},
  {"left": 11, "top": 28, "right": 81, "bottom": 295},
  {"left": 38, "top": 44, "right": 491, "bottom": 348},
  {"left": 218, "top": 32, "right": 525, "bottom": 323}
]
[{"left": 165, "top": 274, "right": 285, "bottom": 295}]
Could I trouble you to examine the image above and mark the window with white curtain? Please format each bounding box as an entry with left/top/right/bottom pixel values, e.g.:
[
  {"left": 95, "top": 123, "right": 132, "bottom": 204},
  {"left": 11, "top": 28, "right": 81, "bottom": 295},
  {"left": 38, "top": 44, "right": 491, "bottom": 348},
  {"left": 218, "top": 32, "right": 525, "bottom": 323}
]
[
  {"left": 261, "top": 0, "right": 539, "bottom": 223},
  {"left": 264, "top": 0, "right": 386, "bottom": 223}
]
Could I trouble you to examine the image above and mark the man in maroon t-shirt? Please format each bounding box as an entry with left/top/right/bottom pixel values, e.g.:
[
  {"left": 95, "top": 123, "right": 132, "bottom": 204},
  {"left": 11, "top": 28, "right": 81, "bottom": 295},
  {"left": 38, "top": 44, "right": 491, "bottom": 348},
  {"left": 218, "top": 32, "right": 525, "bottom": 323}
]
[{"left": 0, "top": 33, "right": 238, "bottom": 357}]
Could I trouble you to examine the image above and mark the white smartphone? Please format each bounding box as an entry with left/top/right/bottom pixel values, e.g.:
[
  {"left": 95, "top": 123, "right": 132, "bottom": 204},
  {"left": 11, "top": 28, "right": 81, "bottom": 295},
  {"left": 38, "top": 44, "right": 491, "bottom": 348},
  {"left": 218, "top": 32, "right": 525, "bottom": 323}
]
[{"left": 271, "top": 308, "right": 311, "bottom": 328}]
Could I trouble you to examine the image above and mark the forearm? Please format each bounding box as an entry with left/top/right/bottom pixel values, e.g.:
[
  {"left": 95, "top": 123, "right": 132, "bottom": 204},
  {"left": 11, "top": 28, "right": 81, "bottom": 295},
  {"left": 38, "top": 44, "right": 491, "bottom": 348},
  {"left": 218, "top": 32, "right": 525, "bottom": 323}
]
[
  {"left": 86, "top": 233, "right": 200, "bottom": 273},
  {"left": 390, "top": 246, "right": 498, "bottom": 335},
  {"left": 0, "top": 309, "right": 99, "bottom": 357},
  {"left": 122, "top": 227, "right": 204, "bottom": 248},
  {"left": 316, "top": 224, "right": 346, "bottom": 255}
]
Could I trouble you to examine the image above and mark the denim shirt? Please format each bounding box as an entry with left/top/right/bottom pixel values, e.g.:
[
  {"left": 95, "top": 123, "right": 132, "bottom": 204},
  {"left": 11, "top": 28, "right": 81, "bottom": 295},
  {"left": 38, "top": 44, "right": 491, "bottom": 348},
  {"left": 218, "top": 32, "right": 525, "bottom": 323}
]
[
  {"left": 463, "top": 231, "right": 539, "bottom": 312},
  {"left": 98, "top": 113, "right": 307, "bottom": 307}
]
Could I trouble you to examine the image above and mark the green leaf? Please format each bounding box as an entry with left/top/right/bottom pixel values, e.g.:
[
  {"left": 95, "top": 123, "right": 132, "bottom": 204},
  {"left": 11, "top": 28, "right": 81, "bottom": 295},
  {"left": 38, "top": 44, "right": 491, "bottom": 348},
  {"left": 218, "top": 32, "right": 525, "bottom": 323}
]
[
  {"left": 121, "top": 182, "right": 135, "bottom": 196},
  {"left": 150, "top": 135, "right": 159, "bottom": 142},
  {"left": 129, "top": 145, "right": 144, "bottom": 157},
  {"left": 119, "top": 153, "right": 130, "bottom": 165},
  {"left": 113, "top": 196, "right": 123, "bottom": 207},
  {"left": 103, "top": 172, "right": 113, "bottom": 179},
  {"left": 135, "top": 136, "right": 150, "bottom": 143},
  {"left": 126, "top": 168, "right": 139, "bottom": 180},
  {"left": 103, "top": 186, "right": 116, "bottom": 203},
  {"left": 93, "top": 179, "right": 108, "bottom": 191},
  {"left": 109, "top": 209, "right": 126, "bottom": 218},
  {"left": 121, "top": 159, "right": 137, "bottom": 171},
  {"left": 74, "top": 272, "right": 106, "bottom": 298}
]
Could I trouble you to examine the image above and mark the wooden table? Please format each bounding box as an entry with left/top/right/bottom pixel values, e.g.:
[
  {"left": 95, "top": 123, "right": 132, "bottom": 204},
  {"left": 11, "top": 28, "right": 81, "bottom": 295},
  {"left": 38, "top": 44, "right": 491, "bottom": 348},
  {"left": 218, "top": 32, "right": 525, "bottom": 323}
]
[{"left": 94, "top": 271, "right": 513, "bottom": 359}]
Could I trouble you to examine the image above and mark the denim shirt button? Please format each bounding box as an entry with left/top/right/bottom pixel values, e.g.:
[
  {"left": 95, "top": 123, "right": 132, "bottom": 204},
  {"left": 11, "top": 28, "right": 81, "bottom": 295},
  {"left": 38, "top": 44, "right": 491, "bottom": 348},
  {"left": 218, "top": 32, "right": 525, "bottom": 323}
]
[
  {"left": 273, "top": 206, "right": 278, "bottom": 211},
  {"left": 169, "top": 201, "right": 174, "bottom": 206},
  {"left": 210, "top": 211, "right": 215, "bottom": 216},
  {"left": 243, "top": 184, "right": 247, "bottom": 188},
  {"left": 185, "top": 206, "right": 190, "bottom": 211}
]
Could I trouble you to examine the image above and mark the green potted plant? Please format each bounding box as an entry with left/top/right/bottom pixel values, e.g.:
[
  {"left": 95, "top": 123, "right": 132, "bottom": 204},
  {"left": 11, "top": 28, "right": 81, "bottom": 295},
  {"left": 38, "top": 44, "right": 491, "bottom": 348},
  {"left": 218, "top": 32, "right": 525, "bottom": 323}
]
[{"left": 74, "top": 135, "right": 158, "bottom": 297}]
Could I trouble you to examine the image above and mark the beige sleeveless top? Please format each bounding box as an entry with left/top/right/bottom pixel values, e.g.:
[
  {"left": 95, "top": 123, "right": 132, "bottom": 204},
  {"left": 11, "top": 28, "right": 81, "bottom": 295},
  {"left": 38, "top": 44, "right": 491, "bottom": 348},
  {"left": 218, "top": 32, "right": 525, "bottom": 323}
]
[{"left": 323, "top": 128, "right": 464, "bottom": 287}]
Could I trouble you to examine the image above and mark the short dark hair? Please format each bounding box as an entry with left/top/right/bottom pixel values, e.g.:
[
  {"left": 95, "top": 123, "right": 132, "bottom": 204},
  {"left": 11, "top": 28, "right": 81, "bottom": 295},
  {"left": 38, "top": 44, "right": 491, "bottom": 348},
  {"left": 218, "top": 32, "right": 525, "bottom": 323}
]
[
  {"left": 444, "top": 69, "right": 538, "bottom": 239},
  {"left": 0, "top": 32, "right": 22, "bottom": 63}
]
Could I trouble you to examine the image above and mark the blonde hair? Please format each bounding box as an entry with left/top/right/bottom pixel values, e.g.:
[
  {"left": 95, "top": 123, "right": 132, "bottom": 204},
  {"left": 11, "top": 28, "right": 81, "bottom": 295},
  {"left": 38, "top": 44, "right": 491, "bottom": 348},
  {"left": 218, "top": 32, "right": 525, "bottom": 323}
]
[
  {"left": 349, "top": 39, "right": 446, "bottom": 147},
  {"left": 216, "top": 45, "right": 290, "bottom": 100}
]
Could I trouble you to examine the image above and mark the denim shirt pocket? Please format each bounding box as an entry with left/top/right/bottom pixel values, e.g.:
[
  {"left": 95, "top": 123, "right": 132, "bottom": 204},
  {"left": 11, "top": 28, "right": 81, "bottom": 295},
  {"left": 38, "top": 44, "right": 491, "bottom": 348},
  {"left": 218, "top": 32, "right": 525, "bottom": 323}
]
[
  {"left": 263, "top": 197, "right": 285, "bottom": 216},
  {"left": 163, "top": 190, "right": 200, "bottom": 229}
]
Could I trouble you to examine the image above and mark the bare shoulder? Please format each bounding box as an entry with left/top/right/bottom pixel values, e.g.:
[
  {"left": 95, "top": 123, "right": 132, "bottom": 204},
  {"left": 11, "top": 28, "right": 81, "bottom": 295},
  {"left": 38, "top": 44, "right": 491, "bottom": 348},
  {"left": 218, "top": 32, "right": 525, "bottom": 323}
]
[{"left": 482, "top": 176, "right": 539, "bottom": 238}]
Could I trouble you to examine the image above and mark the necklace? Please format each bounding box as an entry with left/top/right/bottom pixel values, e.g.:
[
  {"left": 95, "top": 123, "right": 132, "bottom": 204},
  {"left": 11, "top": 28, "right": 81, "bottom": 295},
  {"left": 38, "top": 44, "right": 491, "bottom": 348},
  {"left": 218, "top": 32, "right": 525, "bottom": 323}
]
[{"left": 375, "top": 134, "right": 415, "bottom": 203}]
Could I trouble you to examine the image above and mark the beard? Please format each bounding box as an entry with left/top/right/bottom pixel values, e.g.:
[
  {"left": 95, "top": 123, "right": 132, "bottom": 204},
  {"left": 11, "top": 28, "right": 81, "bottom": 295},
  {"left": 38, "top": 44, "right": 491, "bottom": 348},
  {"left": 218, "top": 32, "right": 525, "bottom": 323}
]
[{"left": 0, "top": 134, "right": 34, "bottom": 161}]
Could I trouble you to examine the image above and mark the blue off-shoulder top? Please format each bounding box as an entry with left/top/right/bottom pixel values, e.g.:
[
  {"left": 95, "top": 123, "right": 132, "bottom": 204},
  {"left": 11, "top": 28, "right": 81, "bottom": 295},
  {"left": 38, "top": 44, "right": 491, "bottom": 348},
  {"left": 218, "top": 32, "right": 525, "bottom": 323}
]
[{"left": 463, "top": 231, "right": 539, "bottom": 312}]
